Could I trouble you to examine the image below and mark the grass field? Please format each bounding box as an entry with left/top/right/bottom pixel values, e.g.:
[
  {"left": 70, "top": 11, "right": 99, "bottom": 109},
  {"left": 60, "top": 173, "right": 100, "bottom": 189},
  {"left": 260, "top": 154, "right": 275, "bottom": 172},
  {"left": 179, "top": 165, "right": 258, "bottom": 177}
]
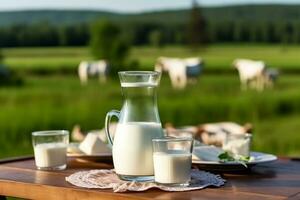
[
  {"left": 2, "top": 44, "right": 300, "bottom": 73},
  {"left": 1, "top": 74, "right": 300, "bottom": 158},
  {"left": 0, "top": 45, "right": 300, "bottom": 159}
]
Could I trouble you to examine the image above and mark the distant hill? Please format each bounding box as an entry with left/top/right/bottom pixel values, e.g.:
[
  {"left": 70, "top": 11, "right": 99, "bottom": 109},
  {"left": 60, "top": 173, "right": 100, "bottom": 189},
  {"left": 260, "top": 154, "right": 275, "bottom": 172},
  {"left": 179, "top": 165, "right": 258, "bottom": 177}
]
[{"left": 0, "top": 4, "right": 300, "bottom": 26}]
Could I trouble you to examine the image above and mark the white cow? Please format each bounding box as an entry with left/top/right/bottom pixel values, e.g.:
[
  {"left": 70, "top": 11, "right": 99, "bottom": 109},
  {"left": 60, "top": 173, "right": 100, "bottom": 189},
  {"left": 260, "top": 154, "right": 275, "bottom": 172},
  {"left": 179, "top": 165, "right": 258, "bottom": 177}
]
[
  {"left": 155, "top": 57, "right": 203, "bottom": 89},
  {"left": 233, "top": 59, "right": 266, "bottom": 91},
  {"left": 78, "top": 60, "right": 109, "bottom": 85}
]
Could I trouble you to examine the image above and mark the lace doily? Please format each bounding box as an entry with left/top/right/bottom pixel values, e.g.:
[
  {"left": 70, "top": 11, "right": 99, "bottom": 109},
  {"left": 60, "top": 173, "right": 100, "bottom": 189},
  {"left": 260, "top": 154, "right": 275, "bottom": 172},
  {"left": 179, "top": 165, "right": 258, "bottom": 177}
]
[{"left": 66, "top": 169, "right": 225, "bottom": 192}]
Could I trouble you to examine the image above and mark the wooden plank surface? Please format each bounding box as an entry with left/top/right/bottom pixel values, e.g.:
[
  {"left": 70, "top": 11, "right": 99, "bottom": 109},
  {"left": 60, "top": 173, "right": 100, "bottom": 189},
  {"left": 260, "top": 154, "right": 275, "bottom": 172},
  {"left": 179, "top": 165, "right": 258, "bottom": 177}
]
[
  {"left": 0, "top": 155, "right": 34, "bottom": 164},
  {"left": 0, "top": 157, "right": 299, "bottom": 200}
]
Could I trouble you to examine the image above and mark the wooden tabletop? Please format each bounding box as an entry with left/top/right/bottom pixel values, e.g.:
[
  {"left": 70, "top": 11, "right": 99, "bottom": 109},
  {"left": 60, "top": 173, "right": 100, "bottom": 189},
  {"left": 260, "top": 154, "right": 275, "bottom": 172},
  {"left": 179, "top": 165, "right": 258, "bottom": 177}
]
[{"left": 0, "top": 156, "right": 299, "bottom": 200}]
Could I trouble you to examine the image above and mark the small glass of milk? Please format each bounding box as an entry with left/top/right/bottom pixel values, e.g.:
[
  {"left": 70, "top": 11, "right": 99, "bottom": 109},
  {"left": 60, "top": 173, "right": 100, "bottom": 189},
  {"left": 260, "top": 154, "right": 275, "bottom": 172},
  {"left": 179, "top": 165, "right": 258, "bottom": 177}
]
[
  {"left": 152, "top": 137, "right": 193, "bottom": 187},
  {"left": 32, "top": 130, "right": 69, "bottom": 170},
  {"left": 222, "top": 133, "right": 252, "bottom": 157}
]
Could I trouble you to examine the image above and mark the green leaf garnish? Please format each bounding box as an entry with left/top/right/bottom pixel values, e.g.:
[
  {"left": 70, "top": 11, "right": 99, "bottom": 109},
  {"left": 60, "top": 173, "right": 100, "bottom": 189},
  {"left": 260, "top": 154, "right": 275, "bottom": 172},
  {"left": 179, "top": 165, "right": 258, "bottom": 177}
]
[
  {"left": 218, "top": 152, "right": 235, "bottom": 161},
  {"left": 218, "top": 151, "right": 251, "bottom": 168}
]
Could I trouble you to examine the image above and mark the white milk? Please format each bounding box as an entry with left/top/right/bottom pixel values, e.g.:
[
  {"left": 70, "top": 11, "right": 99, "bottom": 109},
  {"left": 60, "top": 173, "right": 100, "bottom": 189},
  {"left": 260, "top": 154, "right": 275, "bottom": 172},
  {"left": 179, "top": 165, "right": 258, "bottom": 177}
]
[
  {"left": 34, "top": 143, "right": 67, "bottom": 168},
  {"left": 223, "top": 139, "right": 250, "bottom": 157},
  {"left": 153, "top": 150, "right": 191, "bottom": 184},
  {"left": 113, "top": 122, "right": 163, "bottom": 176}
]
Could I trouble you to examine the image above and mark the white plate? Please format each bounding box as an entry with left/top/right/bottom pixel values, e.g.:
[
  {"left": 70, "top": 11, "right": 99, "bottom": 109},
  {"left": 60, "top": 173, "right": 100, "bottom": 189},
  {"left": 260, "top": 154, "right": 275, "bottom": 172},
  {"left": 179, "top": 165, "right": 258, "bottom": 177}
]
[{"left": 192, "top": 151, "right": 277, "bottom": 172}]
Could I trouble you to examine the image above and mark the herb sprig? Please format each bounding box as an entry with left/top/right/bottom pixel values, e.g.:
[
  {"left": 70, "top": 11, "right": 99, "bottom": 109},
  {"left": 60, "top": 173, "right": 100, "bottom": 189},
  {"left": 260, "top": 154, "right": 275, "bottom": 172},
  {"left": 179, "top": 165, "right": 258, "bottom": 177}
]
[{"left": 218, "top": 151, "right": 252, "bottom": 167}]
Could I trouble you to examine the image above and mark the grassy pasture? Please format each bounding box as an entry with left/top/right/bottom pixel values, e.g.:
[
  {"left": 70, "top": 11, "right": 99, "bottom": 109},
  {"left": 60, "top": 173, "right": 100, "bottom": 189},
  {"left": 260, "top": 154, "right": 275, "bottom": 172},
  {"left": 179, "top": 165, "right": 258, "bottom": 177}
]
[
  {"left": 2, "top": 47, "right": 90, "bottom": 72},
  {"left": 0, "top": 74, "right": 300, "bottom": 158},
  {"left": 0, "top": 44, "right": 300, "bottom": 159},
  {"left": 2, "top": 44, "right": 300, "bottom": 73}
]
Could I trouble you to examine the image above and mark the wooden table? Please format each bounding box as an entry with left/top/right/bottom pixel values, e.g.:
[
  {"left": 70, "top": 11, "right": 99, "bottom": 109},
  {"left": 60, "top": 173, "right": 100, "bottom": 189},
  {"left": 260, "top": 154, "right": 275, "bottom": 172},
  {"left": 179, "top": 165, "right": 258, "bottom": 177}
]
[{"left": 0, "top": 156, "right": 299, "bottom": 200}]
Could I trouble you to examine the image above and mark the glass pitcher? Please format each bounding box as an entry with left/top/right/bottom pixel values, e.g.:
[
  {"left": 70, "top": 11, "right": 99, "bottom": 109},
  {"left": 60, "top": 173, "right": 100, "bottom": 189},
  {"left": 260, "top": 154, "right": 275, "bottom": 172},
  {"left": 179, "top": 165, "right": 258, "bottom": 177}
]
[{"left": 105, "top": 71, "right": 164, "bottom": 181}]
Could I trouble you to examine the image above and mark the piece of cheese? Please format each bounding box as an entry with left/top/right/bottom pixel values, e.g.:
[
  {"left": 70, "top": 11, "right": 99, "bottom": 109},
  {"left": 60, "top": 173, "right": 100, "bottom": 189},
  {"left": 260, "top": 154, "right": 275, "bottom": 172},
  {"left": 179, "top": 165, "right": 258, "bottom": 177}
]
[
  {"left": 223, "top": 139, "right": 250, "bottom": 157},
  {"left": 79, "top": 133, "right": 111, "bottom": 155}
]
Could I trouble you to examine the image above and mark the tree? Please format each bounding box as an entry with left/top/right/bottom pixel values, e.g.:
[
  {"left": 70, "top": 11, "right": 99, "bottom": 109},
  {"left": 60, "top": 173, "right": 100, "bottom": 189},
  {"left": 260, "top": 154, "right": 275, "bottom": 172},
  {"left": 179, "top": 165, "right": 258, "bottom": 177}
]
[
  {"left": 293, "top": 22, "right": 300, "bottom": 44},
  {"left": 89, "top": 20, "right": 130, "bottom": 74},
  {"left": 281, "top": 22, "right": 294, "bottom": 44},
  {"left": 233, "top": 21, "right": 243, "bottom": 42},
  {"left": 187, "top": 0, "right": 208, "bottom": 49},
  {"left": 149, "top": 30, "right": 163, "bottom": 48},
  {"left": 59, "top": 24, "right": 89, "bottom": 46}
]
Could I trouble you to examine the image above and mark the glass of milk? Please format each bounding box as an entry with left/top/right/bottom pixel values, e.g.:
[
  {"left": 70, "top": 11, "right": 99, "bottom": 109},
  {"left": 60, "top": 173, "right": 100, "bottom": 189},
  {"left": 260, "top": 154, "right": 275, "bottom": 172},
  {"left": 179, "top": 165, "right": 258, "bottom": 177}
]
[
  {"left": 222, "top": 133, "right": 252, "bottom": 157},
  {"left": 32, "top": 130, "right": 69, "bottom": 170},
  {"left": 152, "top": 137, "right": 193, "bottom": 187}
]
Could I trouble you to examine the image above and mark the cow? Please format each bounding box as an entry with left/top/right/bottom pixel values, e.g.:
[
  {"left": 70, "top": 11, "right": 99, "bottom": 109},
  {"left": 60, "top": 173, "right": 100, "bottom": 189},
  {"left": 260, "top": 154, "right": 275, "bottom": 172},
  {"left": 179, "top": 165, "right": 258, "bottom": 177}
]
[
  {"left": 78, "top": 60, "right": 109, "bottom": 85},
  {"left": 233, "top": 59, "right": 266, "bottom": 91},
  {"left": 155, "top": 57, "right": 203, "bottom": 89}
]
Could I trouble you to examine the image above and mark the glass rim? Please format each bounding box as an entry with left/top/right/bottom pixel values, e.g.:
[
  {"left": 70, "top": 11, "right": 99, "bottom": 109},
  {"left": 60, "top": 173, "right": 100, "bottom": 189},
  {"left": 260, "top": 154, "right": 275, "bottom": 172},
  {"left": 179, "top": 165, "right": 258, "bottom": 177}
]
[
  {"left": 32, "top": 130, "right": 69, "bottom": 136},
  {"left": 118, "top": 71, "right": 160, "bottom": 76},
  {"left": 152, "top": 136, "right": 193, "bottom": 142}
]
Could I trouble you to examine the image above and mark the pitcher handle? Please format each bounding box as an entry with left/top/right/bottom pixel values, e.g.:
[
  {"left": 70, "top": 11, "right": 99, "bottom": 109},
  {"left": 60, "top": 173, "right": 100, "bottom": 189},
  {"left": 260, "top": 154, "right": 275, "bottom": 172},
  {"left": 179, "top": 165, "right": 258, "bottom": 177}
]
[{"left": 105, "top": 110, "right": 120, "bottom": 146}]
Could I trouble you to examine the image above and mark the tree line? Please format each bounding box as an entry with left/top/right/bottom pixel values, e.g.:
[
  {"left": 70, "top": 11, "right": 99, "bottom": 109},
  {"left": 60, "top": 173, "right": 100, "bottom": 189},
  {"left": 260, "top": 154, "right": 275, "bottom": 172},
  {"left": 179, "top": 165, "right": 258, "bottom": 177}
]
[{"left": 1, "top": 20, "right": 300, "bottom": 47}]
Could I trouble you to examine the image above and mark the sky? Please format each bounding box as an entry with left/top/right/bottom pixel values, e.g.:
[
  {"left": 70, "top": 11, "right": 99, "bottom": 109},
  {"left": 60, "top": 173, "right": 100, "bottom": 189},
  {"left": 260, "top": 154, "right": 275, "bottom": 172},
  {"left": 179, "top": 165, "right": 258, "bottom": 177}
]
[{"left": 0, "top": 0, "right": 300, "bottom": 12}]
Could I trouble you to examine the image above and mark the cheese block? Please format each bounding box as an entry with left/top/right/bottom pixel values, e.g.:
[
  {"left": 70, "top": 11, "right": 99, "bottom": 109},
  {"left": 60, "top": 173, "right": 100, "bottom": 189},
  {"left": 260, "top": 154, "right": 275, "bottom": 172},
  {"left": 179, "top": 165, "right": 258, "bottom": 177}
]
[{"left": 79, "top": 133, "right": 111, "bottom": 155}]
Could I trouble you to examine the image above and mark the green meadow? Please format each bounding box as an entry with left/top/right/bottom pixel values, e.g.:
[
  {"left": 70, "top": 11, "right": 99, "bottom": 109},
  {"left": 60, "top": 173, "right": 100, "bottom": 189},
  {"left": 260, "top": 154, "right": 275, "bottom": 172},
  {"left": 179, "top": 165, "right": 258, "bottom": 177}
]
[
  {"left": 0, "top": 45, "right": 300, "bottom": 158},
  {"left": 3, "top": 44, "right": 300, "bottom": 73}
]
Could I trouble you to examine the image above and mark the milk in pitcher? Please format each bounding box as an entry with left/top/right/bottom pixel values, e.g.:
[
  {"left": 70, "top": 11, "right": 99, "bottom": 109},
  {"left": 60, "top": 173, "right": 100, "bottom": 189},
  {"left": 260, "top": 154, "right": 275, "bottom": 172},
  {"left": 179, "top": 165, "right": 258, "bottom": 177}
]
[{"left": 113, "top": 122, "right": 163, "bottom": 176}]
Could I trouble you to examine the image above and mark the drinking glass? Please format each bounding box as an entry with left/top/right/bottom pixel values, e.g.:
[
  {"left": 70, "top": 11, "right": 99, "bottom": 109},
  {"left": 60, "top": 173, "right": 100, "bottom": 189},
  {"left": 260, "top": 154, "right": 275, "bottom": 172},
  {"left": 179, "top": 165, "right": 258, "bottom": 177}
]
[
  {"left": 32, "top": 130, "right": 69, "bottom": 170},
  {"left": 222, "top": 133, "right": 252, "bottom": 157},
  {"left": 152, "top": 137, "right": 193, "bottom": 186}
]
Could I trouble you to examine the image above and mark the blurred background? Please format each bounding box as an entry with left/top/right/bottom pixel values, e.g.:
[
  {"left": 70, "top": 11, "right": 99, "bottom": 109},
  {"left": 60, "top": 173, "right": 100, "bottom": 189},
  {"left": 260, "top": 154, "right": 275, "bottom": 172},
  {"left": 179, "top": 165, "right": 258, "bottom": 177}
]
[{"left": 0, "top": 0, "right": 300, "bottom": 158}]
